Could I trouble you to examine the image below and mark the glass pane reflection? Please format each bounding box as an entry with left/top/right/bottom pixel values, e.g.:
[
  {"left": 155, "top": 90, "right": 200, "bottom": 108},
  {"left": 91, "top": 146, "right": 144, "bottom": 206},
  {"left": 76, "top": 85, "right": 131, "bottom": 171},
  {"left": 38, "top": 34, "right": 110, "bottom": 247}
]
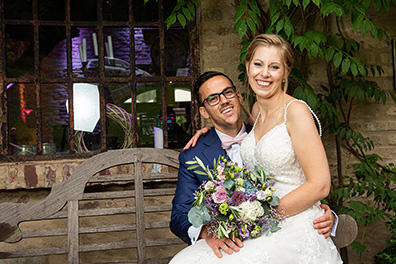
[
  {"left": 136, "top": 82, "right": 191, "bottom": 149},
  {"left": 40, "top": 26, "right": 67, "bottom": 78},
  {"left": 6, "top": 25, "right": 34, "bottom": 78},
  {"left": 105, "top": 83, "right": 133, "bottom": 150},
  {"left": 42, "top": 83, "right": 69, "bottom": 154},
  {"left": 7, "top": 83, "right": 37, "bottom": 155}
]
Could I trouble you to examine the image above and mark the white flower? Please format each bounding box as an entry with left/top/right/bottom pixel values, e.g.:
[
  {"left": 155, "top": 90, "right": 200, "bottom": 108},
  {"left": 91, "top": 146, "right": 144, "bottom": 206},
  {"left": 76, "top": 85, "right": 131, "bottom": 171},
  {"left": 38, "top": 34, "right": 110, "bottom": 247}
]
[
  {"left": 265, "top": 189, "right": 272, "bottom": 197},
  {"left": 204, "top": 181, "right": 215, "bottom": 191},
  {"left": 235, "top": 185, "right": 245, "bottom": 193},
  {"left": 239, "top": 200, "right": 264, "bottom": 222},
  {"left": 256, "top": 190, "right": 267, "bottom": 200}
]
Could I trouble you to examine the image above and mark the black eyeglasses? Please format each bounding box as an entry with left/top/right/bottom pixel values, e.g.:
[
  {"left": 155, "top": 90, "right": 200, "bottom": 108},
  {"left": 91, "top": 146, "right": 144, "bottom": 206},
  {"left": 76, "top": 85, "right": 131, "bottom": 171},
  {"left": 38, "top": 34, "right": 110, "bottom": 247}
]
[{"left": 202, "top": 86, "right": 237, "bottom": 106}]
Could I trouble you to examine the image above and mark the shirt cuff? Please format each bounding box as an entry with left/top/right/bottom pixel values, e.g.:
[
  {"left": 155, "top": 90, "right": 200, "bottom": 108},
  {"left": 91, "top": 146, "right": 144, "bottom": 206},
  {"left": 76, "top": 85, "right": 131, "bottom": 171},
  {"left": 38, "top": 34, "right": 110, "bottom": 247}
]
[
  {"left": 188, "top": 225, "right": 203, "bottom": 244},
  {"left": 331, "top": 210, "right": 339, "bottom": 237}
]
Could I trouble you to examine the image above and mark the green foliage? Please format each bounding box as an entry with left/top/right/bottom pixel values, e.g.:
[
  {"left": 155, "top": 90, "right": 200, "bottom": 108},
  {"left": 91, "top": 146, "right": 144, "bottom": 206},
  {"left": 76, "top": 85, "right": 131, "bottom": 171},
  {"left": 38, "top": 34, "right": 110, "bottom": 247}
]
[
  {"left": 162, "top": 0, "right": 396, "bottom": 260},
  {"left": 163, "top": 0, "right": 200, "bottom": 29},
  {"left": 226, "top": 0, "right": 396, "bottom": 261}
]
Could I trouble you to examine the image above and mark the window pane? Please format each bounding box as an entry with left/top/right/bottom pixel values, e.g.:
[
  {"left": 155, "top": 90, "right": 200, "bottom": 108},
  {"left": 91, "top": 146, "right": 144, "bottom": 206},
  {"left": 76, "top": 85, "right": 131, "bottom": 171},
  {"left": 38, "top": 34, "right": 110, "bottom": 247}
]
[
  {"left": 135, "top": 27, "right": 158, "bottom": 77},
  {"left": 165, "top": 81, "right": 192, "bottom": 149},
  {"left": 73, "top": 83, "right": 101, "bottom": 153},
  {"left": 39, "top": 0, "right": 65, "bottom": 21},
  {"left": 103, "top": 0, "right": 128, "bottom": 21},
  {"left": 6, "top": 25, "right": 34, "bottom": 78},
  {"left": 103, "top": 27, "right": 130, "bottom": 78},
  {"left": 5, "top": 0, "right": 32, "bottom": 20},
  {"left": 7, "top": 83, "right": 37, "bottom": 155},
  {"left": 70, "top": 0, "right": 97, "bottom": 21},
  {"left": 40, "top": 26, "right": 67, "bottom": 78},
  {"left": 42, "top": 83, "right": 69, "bottom": 154},
  {"left": 137, "top": 82, "right": 161, "bottom": 148},
  {"left": 133, "top": 1, "right": 158, "bottom": 22},
  {"left": 164, "top": 29, "right": 190, "bottom": 77},
  {"left": 72, "top": 27, "right": 98, "bottom": 78},
  {"left": 136, "top": 82, "right": 192, "bottom": 149},
  {"left": 105, "top": 83, "right": 132, "bottom": 150}
]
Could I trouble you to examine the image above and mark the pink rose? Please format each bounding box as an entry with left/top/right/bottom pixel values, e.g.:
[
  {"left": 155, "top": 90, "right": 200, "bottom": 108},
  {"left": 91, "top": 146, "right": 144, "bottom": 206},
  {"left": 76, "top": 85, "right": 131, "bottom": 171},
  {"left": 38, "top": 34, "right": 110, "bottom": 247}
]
[
  {"left": 217, "top": 166, "right": 225, "bottom": 181},
  {"left": 212, "top": 186, "right": 229, "bottom": 203}
]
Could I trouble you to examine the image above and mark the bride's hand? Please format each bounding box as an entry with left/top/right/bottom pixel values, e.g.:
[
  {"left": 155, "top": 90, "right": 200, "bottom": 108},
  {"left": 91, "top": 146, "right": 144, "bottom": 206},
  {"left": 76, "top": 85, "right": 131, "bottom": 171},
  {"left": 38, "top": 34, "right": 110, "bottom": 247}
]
[
  {"left": 313, "top": 204, "right": 335, "bottom": 238},
  {"left": 199, "top": 227, "right": 243, "bottom": 258},
  {"left": 183, "top": 126, "right": 212, "bottom": 150}
]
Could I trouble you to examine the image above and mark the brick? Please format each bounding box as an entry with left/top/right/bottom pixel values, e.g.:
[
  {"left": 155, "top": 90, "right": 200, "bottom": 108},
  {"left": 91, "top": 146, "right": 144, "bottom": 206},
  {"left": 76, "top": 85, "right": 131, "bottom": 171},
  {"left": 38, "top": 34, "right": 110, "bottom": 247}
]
[{"left": 24, "top": 165, "right": 38, "bottom": 188}]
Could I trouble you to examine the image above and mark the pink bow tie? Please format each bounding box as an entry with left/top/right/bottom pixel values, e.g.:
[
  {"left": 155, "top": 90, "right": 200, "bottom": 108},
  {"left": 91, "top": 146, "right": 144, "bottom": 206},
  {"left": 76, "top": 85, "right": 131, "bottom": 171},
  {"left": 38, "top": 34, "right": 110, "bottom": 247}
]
[{"left": 221, "top": 132, "right": 248, "bottom": 149}]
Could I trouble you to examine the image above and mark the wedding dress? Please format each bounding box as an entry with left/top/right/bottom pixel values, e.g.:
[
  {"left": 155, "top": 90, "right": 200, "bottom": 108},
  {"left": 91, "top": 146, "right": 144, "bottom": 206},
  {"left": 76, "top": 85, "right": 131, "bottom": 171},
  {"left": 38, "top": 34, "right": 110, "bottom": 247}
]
[{"left": 169, "top": 99, "right": 342, "bottom": 263}]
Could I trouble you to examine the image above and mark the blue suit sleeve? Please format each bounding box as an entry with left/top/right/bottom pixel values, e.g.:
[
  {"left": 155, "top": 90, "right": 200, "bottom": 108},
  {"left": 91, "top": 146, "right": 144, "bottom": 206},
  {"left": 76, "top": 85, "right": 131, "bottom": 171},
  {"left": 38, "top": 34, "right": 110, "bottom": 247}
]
[{"left": 170, "top": 151, "right": 202, "bottom": 244}]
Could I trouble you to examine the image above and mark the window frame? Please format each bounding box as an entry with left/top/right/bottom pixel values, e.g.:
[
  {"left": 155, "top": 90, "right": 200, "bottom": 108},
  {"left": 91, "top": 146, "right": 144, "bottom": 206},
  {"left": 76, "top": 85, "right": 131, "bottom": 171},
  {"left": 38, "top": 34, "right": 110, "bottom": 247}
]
[{"left": 0, "top": 0, "right": 200, "bottom": 161}]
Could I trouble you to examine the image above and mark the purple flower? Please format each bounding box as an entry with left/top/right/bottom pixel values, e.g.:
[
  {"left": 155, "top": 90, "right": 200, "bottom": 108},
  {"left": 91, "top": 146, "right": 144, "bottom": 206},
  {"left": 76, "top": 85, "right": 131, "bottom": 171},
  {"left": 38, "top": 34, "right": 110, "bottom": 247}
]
[
  {"left": 212, "top": 186, "right": 229, "bottom": 204},
  {"left": 231, "top": 191, "right": 246, "bottom": 206}
]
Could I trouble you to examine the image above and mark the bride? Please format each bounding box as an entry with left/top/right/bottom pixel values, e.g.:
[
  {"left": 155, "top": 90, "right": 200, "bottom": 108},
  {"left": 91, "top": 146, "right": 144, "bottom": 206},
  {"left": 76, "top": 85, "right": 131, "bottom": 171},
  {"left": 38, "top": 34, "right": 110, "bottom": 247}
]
[{"left": 170, "top": 34, "right": 342, "bottom": 263}]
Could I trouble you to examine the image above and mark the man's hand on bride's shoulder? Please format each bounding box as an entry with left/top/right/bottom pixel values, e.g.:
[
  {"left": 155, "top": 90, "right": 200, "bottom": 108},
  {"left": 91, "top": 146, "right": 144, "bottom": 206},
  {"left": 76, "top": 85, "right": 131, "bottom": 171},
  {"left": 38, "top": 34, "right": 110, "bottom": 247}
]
[
  {"left": 199, "top": 226, "right": 243, "bottom": 258},
  {"left": 183, "top": 126, "right": 212, "bottom": 150},
  {"left": 313, "top": 204, "right": 335, "bottom": 239}
]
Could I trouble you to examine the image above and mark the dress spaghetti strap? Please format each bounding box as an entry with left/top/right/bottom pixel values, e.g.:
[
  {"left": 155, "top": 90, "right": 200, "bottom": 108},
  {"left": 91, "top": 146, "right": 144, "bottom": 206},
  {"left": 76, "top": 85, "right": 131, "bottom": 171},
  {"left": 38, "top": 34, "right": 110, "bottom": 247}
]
[{"left": 284, "top": 99, "right": 322, "bottom": 137}]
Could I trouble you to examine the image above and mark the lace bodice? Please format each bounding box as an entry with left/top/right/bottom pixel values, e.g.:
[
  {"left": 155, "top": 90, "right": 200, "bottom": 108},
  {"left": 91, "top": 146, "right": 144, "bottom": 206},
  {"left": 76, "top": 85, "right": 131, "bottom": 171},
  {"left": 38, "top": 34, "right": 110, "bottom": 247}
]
[{"left": 240, "top": 99, "right": 318, "bottom": 199}]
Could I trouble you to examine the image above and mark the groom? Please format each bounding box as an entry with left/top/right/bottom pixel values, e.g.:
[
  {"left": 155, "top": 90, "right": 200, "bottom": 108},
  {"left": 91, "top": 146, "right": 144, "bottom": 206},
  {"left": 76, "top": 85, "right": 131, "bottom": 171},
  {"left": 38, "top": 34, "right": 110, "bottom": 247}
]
[{"left": 170, "top": 71, "right": 336, "bottom": 258}]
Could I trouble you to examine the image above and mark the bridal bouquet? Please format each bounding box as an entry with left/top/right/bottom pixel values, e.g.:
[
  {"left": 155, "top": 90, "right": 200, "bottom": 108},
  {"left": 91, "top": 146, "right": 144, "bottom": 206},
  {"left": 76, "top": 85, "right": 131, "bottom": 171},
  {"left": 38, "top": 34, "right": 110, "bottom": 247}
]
[{"left": 187, "top": 155, "right": 284, "bottom": 241}]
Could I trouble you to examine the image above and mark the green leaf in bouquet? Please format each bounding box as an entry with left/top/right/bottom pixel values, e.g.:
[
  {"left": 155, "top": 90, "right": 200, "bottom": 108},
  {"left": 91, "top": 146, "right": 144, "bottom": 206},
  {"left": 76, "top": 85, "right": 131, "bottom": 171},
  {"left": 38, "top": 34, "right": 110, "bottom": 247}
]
[
  {"left": 261, "top": 202, "right": 271, "bottom": 215},
  {"left": 188, "top": 206, "right": 210, "bottom": 228},
  {"left": 269, "top": 196, "right": 280, "bottom": 206},
  {"left": 185, "top": 160, "right": 197, "bottom": 165},
  {"left": 269, "top": 220, "right": 281, "bottom": 233},
  {"left": 187, "top": 164, "right": 199, "bottom": 170},
  {"left": 223, "top": 178, "right": 235, "bottom": 191},
  {"left": 218, "top": 222, "right": 230, "bottom": 238},
  {"left": 194, "top": 170, "right": 209, "bottom": 176},
  {"left": 217, "top": 214, "right": 228, "bottom": 222}
]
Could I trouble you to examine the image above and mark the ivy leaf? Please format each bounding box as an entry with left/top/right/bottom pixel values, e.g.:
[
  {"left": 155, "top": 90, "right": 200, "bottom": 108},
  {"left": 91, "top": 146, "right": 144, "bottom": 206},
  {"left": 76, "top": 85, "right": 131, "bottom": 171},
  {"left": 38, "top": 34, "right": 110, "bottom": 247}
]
[
  {"left": 351, "top": 11, "right": 364, "bottom": 31},
  {"left": 333, "top": 52, "right": 343, "bottom": 68},
  {"left": 182, "top": 7, "right": 191, "bottom": 21},
  {"left": 187, "top": 2, "right": 195, "bottom": 16},
  {"left": 341, "top": 58, "right": 351, "bottom": 74},
  {"left": 233, "top": 0, "right": 247, "bottom": 23},
  {"left": 325, "top": 47, "right": 335, "bottom": 63},
  {"left": 237, "top": 20, "right": 248, "bottom": 39},
  {"left": 166, "top": 13, "right": 177, "bottom": 29},
  {"left": 350, "top": 63, "right": 358, "bottom": 76},
  {"left": 276, "top": 19, "right": 285, "bottom": 34},
  {"left": 246, "top": 17, "right": 257, "bottom": 34},
  {"left": 302, "top": 0, "right": 310, "bottom": 10},
  {"left": 249, "top": 0, "right": 261, "bottom": 15},
  {"left": 357, "top": 87, "right": 365, "bottom": 102},
  {"left": 177, "top": 13, "right": 187, "bottom": 27}
]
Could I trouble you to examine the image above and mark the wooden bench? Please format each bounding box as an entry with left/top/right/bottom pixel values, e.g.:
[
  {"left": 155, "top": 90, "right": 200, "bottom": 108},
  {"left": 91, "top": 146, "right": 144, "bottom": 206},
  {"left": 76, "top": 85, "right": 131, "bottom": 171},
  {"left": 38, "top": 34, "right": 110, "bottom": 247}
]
[
  {"left": 0, "top": 148, "right": 186, "bottom": 263},
  {"left": 0, "top": 148, "right": 358, "bottom": 263}
]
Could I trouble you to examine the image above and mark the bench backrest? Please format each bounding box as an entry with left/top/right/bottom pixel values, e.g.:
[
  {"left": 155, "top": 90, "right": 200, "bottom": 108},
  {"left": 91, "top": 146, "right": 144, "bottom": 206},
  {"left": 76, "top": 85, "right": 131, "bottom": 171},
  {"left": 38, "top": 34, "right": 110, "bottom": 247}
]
[{"left": 0, "top": 148, "right": 186, "bottom": 263}]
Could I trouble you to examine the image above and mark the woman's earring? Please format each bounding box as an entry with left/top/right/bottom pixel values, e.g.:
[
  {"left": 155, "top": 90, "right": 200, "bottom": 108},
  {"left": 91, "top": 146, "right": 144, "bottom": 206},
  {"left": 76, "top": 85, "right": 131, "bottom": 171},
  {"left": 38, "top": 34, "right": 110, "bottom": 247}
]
[
  {"left": 246, "top": 72, "right": 249, "bottom": 77},
  {"left": 282, "top": 79, "right": 286, "bottom": 83}
]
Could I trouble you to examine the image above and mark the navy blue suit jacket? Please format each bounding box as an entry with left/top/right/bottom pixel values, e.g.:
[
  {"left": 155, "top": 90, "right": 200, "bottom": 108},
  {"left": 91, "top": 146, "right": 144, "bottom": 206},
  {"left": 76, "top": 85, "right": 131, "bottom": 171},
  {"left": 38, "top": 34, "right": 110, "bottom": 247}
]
[{"left": 170, "top": 125, "right": 251, "bottom": 244}]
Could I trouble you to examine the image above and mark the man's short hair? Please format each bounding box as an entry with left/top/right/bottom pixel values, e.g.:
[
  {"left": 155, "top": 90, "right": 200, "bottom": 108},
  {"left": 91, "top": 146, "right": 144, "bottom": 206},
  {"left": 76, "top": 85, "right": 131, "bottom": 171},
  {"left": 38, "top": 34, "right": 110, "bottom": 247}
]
[{"left": 193, "top": 71, "right": 235, "bottom": 105}]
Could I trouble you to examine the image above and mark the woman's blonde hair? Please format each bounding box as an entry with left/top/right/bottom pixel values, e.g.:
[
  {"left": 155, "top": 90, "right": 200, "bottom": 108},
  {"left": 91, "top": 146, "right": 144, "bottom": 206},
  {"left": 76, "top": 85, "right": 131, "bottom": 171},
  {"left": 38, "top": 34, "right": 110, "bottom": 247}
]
[{"left": 245, "top": 34, "right": 294, "bottom": 93}]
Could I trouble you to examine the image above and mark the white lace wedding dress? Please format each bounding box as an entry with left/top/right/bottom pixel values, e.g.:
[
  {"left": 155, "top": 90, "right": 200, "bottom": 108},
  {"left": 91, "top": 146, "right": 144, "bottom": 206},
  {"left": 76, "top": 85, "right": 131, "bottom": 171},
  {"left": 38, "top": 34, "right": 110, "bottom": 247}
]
[{"left": 169, "top": 100, "right": 342, "bottom": 264}]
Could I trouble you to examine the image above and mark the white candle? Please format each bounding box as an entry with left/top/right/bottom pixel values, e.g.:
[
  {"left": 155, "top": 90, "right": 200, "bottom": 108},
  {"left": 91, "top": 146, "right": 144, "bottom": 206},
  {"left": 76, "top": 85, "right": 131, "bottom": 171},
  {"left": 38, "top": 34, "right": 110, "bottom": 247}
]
[
  {"left": 92, "top": 33, "right": 98, "bottom": 57},
  {"left": 82, "top": 38, "right": 87, "bottom": 62},
  {"left": 105, "top": 42, "right": 109, "bottom": 58},
  {"left": 107, "top": 35, "right": 114, "bottom": 59},
  {"left": 78, "top": 44, "right": 84, "bottom": 63},
  {"left": 153, "top": 127, "right": 164, "bottom": 149}
]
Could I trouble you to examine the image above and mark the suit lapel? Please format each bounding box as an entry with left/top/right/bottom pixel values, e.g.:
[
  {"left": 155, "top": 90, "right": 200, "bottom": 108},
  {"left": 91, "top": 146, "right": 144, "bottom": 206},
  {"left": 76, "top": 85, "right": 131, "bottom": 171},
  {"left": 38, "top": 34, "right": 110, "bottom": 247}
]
[{"left": 201, "top": 129, "right": 226, "bottom": 169}]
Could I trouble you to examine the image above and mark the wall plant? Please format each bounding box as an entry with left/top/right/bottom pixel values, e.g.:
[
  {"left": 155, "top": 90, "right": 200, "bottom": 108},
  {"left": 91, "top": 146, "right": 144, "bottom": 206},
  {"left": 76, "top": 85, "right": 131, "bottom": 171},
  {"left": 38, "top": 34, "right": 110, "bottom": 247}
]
[{"left": 162, "top": 0, "right": 396, "bottom": 262}]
